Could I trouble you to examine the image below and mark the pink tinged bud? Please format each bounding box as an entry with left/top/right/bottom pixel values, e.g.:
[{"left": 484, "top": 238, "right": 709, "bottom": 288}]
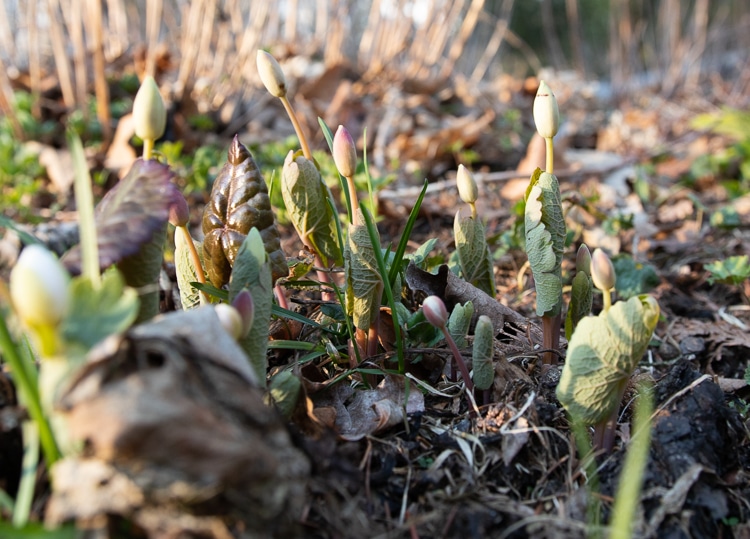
[
  {"left": 456, "top": 164, "right": 478, "bottom": 205},
  {"left": 10, "top": 245, "right": 71, "bottom": 328},
  {"left": 533, "top": 80, "right": 559, "bottom": 139},
  {"left": 576, "top": 244, "right": 591, "bottom": 275},
  {"left": 422, "top": 295, "right": 449, "bottom": 328},
  {"left": 231, "top": 289, "right": 255, "bottom": 337},
  {"left": 333, "top": 125, "right": 357, "bottom": 178},
  {"left": 133, "top": 75, "right": 166, "bottom": 142},
  {"left": 591, "top": 248, "right": 616, "bottom": 291},
  {"left": 168, "top": 193, "right": 190, "bottom": 227},
  {"left": 256, "top": 50, "right": 287, "bottom": 98},
  {"left": 214, "top": 303, "right": 244, "bottom": 340}
]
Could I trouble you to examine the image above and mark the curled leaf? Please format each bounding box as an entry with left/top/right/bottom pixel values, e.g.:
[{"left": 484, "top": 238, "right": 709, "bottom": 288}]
[
  {"left": 202, "top": 136, "right": 287, "bottom": 288},
  {"left": 524, "top": 168, "right": 565, "bottom": 316},
  {"left": 565, "top": 271, "right": 593, "bottom": 340},
  {"left": 229, "top": 229, "right": 274, "bottom": 384},
  {"left": 448, "top": 301, "right": 474, "bottom": 349},
  {"left": 281, "top": 150, "right": 343, "bottom": 268},
  {"left": 454, "top": 211, "right": 495, "bottom": 297},
  {"left": 174, "top": 230, "right": 204, "bottom": 310},
  {"left": 556, "top": 295, "right": 660, "bottom": 425},
  {"left": 62, "top": 159, "right": 181, "bottom": 273},
  {"left": 472, "top": 315, "right": 495, "bottom": 391},
  {"left": 345, "top": 211, "right": 384, "bottom": 331}
]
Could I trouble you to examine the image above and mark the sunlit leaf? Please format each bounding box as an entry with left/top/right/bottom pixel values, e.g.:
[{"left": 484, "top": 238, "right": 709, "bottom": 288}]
[
  {"left": 557, "top": 295, "right": 660, "bottom": 425},
  {"left": 229, "top": 229, "right": 274, "bottom": 384},
  {"left": 345, "top": 210, "right": 383, "bottom": 331},
  {"left": 61, "top": 268, "right": 139, "bottom": 351},
  {"left": 454, "top": 212, "right": 495, "bottom": 296},
  {"left": 281, "top": 150, "right": 343, "bottom": 268},
  {"left": 174, "top": 230, "right": 204, "bottom": 310},
  {"left": 524, "top": 168, "right": 565, "bottom": 316},
  {"left": 705, "top": 255, "right": 750, "bottom": 286}
]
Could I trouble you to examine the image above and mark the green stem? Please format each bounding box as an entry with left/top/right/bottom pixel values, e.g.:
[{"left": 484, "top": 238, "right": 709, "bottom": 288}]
[
  {"left": 0, "top": 313, "right": 60, "bottom": 466},
  {"left": 545, "top": 136, "right": 554, "bottom": 174},
  {"left": 143, "top": 137, "right": 155, "bottom": 160},
  {"left": 280, "top": 96, "right": 312, "bottom": 161},
  {"left": 602, "top": 288, "right": 612, "bottom": 312},
  {"left": 346, "top": 175, "right": 360, "bottom": 222},
  {"left": 69, "top": 129, "right": 100, "bottom": 288}
]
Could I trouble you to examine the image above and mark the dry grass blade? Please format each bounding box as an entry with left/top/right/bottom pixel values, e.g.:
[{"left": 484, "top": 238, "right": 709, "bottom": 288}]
[
  {"left": 25, "top": 0, "right": 41, "bottom": 119},
  {"left": 86, "top": 0, "right": 112, "bottom": 143},
  {"left": 46, "top": 0, "right": 75, "bottom": 109}
]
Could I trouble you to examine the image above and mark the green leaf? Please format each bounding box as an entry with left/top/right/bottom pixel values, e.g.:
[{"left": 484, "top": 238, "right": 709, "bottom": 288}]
[
  {"left": 61, "top": 268, "right": 139, "bottom": 351},
  {"left": 472, "top": 315, "right": 495, "bottom": 391},
  {"left": 556, "top": 295, "right": 660, "bottom": 425},
  {"left": 345, "top": 210, "right": 383, "bottom": 331},
  {"left": 524, "top": 169, "right": 565, "bottom": 316},
  {"left": 705, "top": 255, "right": 750, "bottom": 285},
  {"left": 454, "top": 212, "right": 496, "bottom": 296},
  {"left": 267, "top": 370, "right": 301, "bottom": 418},
  {"left": 565, "top": 271, "right": 593, "bottom": 340},
  {"left": 612, "top": 254, "right": 660, "bottom": 299},
  {"left": 448, "top": 301, "right": 474, "bottom": 349},
  {"left": 229, "top": 229, "right": 274, "bottom": 384},
  {"left": 281, "top": 150, "right": 343, "bottom": 268},
  {"left": 174, "top": 230, "right": 204, "bottom": 310}
]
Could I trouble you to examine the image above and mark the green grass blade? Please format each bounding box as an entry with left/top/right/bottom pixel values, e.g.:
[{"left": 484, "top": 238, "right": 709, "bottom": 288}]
[
  {"left": 387, "top": 178, "right": 428, "bottom": 289},
  {"left": 360, "top": 206, "right": 404, "bottom": 373},
  {"left": 12, "top": 421, "right": 38, "bottom": 527},
  {"left": 67, "top": 129, "right": 100, "bottom": 287}
]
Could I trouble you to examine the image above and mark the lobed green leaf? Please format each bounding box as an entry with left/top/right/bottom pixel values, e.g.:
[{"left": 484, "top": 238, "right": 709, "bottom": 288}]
[{"left": 556, "top": 295, "right": 660, "bottom": 425}]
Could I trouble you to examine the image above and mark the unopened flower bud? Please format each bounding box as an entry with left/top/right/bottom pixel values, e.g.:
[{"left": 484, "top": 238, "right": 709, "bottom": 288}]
[
  {"left": 214, "top": 303, "right": 244, "bottom": 340},
  {"left": 231, "top": 289, "right": 255, "bottom": 337},
  {"left": 591, "top": 248, "right": 616, "bottom": 292},
  {"left": 533, "top": 80, "right": 559, "bottom": 139},
  {"left": 133, "top": 75, "right": 166, "bottom": 142},
  {"left": 257, "top": 50, "right": 287, "bottom": 98},
  {"left": 333, "top": 125, "right": 357, "bottom": 178},
  {"left": 456, "top": 164, "right": 478, "bottom": 205},
  {"left": 168, "top": 193, "right": 190, "bottom": 227},
  {"left": 10, "top": 245, "right": 70, "bottom": 328},
  {"left": 576, "top": 244, "right": 591, "bottom": 275},
  {"left": 422, "top": 295, "right": 449, "bottom": 328}
]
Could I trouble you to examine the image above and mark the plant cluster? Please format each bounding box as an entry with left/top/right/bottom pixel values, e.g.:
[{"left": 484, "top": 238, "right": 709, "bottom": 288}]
[{"left": 1, "top": 56, "right": 665, "bottom": 538}]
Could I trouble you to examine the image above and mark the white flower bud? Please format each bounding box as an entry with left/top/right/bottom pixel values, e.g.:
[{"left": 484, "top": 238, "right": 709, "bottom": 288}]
[
  {"left": 214, "top": 303, "right": 244, "bottom": 340},
  {"left": 456, "top": 164, "right": 478, "bottom": 205},
  {"left": 133, "top": 75, "right": 166, "bottom": 142},
  {"left": 10, "top": 245, "right": 71, "bottom": 328},
  {"left": 591, "top": 248, "right": 616, "bottom": 292},
  {"left": 533, "top": 80, "right": 559, "bottom": 139},
  {"left": 256, "top": 50, "right": 287, "bottom": 98}
]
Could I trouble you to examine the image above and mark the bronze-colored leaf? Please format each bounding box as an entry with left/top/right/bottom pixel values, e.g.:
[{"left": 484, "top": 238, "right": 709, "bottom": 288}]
[
  {"left": 202, "top": 135, "right": 287, "bottom": 288},
  {"left": 62, "top": 158, "right": 181, "bottom": 274}
]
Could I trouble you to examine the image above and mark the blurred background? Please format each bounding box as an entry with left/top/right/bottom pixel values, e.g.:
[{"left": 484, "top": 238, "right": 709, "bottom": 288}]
[{"left": 1, "top": 0, "right": 750, "bottom": 215}]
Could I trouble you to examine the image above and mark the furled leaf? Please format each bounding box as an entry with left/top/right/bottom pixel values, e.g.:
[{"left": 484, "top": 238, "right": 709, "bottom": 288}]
[
  {"left": 281, "top": 150, "right": 343, "bottom": 268},
  {"left": 229, "top": 229, "right": 273, "bottom": 384},
  {"left": 454, "top": 212, "right": 496, "bottom": 296},
  {"left": 565, "top": 271, "right": 593, "bottom": 340},
  {"left": 61, "top": 268, "right": 139, "bottom": 351},
  {"left": 62, "top": 159, "right": 180, "bottom": 273},
  {"left": 345, "top": 210, "right": 383, "bottom": 331},
  {"left": 174, "top": 229, "right": 204, "bottom": 310},
  {"left": 556, "top": 295, "right": 660, "bottom": 425},
  {"left": 524, "top": 168, "right": 566, "bottom": 317},
  {"left": 448, "top": 301, "right": 474, "bottom": 349},
  {"left": 268, "top": 370, "right": 301, "bottom": 418},
  {"left": 612, "top": 254, "right": 660, "bottom": 299},
  {"left": 705, "top": 255, "right": 750, "bottom": 286},
  {"left": 202, "top": 136, "right": 287, "bottom": 288},
  {"left": 472, "top": 315, "right": 495, "bottom": 391}
]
